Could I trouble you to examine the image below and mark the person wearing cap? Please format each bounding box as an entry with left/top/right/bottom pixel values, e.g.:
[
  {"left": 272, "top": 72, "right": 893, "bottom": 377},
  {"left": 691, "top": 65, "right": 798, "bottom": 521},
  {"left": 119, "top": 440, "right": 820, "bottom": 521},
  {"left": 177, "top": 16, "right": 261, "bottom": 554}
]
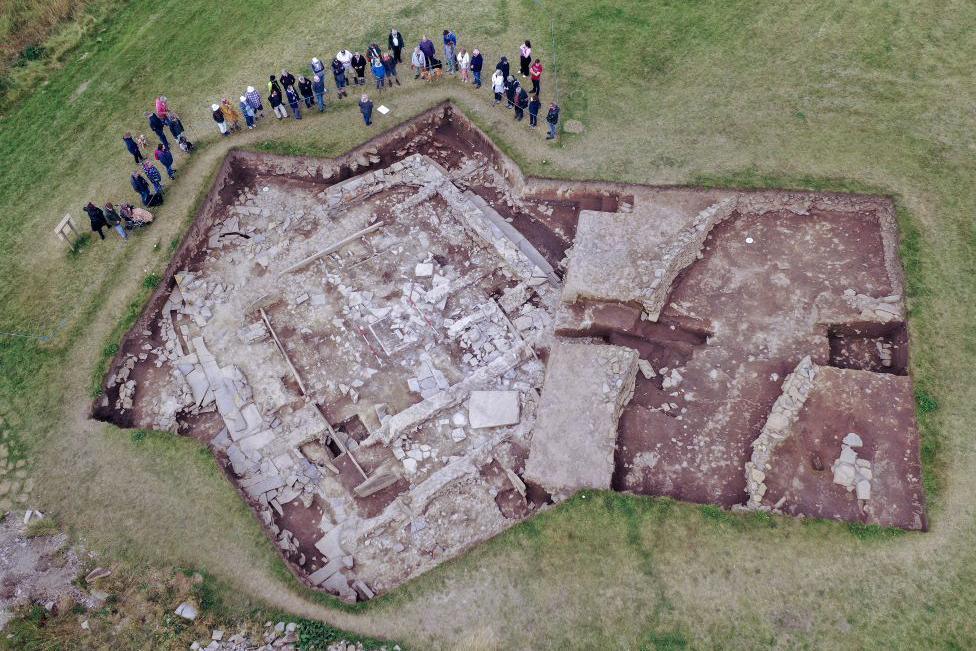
[
  {"left": 312, "top": 74, "right": 327, "bottom": 112},
  {"left": 471, "top": 49, "right": 483, "bottom": 88},
  {"left": 389, "top": 28, "right": 405, "bottom": 63},
  {"left": 239, "top": 96, "right": 256, "bottom": 129},
  {"left": 310, "top": 56, "right": 326, "bottom": 80},
  {"left": 122, "top": 132, "right": 143, "bottom": 164},
  {"left": 245, "top": 86, "right": 264, "bottom": 117},
  {"left": 212, "top": 103, "right": 228, "bottom": 135},
  {"left": 359, "top": 94, "right": 373, "bottom": 126}
]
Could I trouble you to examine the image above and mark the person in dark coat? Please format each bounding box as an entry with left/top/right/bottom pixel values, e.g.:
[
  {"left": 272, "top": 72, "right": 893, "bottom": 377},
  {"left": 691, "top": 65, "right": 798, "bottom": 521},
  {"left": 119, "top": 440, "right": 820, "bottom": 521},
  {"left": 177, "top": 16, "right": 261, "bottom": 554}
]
[
  {"left": 505, "top": 76, "right": 517, "bottom": 109},
  {"left": 280, "top": 70, "right": 297, "bottom": 93},
  {"left": 470, "top": 49, "right": 484, "bottom": 88},
  {"left": 546, "top": 101, "right": 560, "bottom": 140},
  {"left": 146, "top": 111, "right": 170, "bottom": 150},
  {"left": 154, "top": 143, "right": 175, "bottom": 179},
  {"left": 84, "top": 202, "right": 107, "bottom": 240},
  {"left": 123, "top": 132, "right": 143, "bottom": 164},
  {"left": 332, "top": 57, "right": 348, "bottom": 99},
  {"left": 312, "top": 74, "right": 327, "bottom": 111},
  {"left": 367, "top": 42, "right": 382, "bottom": 63},
  {"left": 389, "top": 29, "right": 405, "bottom": 62},
  {"left": 382, "top": 53, "right": 400, "bottom": 86},
  {"left": 359, "top": 94, "right": 373, "bottom": 126},
  {"left": 268, "top": 74, "right": 282, "bottom": 95},
  {"left": 419, "top": 35, "right": 435, "bottom": 69},
  {"left": 286, "top": 86, "right": 302, "bottom": 119},
  {"left": 269, "top": 87, "right": 287, "bottom": 119},
  {"left": 496, "top": 56, "right": 510, "bottom": 80},
  {"left": 131, "top": 172, "right": 151, "bottom": 206},
  {"left": 351, "top": 52, "right": 367, "bottom": 86},
  {"left": 514, "top": 85, "right": 528, "bottom": 121},
  {"left": 297, "top": 76, "right": 314, "bottom": 108},
  {"left": 103, "top": 202, "right": 128, "bottom": 240},
  {"left": 528, "top": 94, "right": 541, "bottom": 128},
  {"left": 168, "top": 114, "right": 185, "bottom": 139}
]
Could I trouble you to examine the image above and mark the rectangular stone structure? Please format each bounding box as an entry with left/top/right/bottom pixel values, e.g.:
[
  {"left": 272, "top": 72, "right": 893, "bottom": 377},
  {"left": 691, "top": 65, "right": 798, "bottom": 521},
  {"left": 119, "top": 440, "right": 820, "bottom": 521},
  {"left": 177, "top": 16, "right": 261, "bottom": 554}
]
[{"left": 524, "top": 341, "right": 638, "bottom": 496}]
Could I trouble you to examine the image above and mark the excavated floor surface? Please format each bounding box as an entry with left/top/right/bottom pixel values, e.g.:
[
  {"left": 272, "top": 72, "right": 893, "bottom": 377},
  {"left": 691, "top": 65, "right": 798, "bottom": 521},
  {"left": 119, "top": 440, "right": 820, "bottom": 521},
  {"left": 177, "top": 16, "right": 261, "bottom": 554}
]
[{"left": 93, "top": 104, "right": 925, "bottom": 602}]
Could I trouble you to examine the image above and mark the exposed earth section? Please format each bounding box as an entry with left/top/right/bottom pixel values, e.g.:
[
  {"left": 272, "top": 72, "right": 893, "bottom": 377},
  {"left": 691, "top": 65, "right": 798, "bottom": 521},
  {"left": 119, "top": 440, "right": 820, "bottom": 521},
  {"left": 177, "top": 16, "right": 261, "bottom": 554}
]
[{"left": 93, "top": 104, "right": 925, "bottom": 604}]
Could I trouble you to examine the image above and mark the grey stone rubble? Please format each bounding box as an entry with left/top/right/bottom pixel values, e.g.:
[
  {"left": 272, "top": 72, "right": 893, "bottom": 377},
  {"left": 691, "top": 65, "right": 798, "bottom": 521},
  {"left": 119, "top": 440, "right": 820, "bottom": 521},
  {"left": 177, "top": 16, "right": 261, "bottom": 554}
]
[
  {"left": 186, "top": 620, "right": 404, "bottom": 651},
  {"left": 112, "top": 147, "right": 568, "bottom": 601},
  {"left": 841, "top": 288, "right": 904, "bottom": 322},
  {"left": 742, "top": 356, "right": 819, "bottom": 510},
  {"left": 832, "top": 433, "right": 873, "bottom": 500}
]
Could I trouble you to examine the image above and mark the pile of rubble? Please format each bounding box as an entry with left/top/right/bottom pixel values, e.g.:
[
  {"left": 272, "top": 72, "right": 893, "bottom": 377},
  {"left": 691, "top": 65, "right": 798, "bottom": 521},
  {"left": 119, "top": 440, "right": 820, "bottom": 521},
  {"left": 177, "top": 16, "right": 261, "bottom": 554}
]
[
  {"left": 842, "top": 289, "right": 903, "bottom": 323},
  {"left": 831, "top": 433, "right": 873, "bottom": 500}
]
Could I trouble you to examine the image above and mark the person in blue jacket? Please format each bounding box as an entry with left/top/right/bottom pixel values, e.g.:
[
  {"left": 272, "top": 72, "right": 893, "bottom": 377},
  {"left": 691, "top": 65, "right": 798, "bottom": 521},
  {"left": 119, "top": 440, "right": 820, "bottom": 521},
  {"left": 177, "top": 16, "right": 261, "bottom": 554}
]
[{"left": 122, "top": 132, "right": 143, "bottom": 164}]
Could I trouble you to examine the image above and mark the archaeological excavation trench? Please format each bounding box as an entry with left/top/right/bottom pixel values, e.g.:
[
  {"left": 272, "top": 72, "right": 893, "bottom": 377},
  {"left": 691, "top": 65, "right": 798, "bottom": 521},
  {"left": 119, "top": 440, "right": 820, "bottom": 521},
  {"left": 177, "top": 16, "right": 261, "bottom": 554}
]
[{"left": 93, "top": 103, "right": 926, "bottom": 602}]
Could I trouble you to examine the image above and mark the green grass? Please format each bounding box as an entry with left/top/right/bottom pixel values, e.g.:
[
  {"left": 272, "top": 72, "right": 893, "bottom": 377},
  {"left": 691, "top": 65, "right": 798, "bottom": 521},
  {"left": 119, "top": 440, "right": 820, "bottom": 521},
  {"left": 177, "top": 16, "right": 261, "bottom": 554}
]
[{"left": 1, "top": 0, "right": 975, "bottom": 648}]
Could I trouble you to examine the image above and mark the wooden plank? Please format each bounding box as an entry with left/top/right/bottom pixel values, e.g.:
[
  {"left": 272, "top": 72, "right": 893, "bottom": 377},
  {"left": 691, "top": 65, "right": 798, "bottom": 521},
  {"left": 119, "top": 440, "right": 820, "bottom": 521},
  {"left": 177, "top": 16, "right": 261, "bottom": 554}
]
[
  {"left": 259, "top": 308, "right": 307, "bottom": 396},
  {"left": 280, "top": 222, "right": 384, "bottom": 275}
]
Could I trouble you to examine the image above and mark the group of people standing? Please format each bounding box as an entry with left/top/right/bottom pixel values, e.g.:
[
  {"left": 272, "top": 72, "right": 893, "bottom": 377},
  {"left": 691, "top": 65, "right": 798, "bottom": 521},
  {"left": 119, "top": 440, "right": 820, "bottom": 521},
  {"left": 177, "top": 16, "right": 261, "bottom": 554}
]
[
  {"left": 87, "top": 28, "right": 565, "bottom": 245},
  {"left": 214, "top": 29, "right": 561, "bottom": 135},
  {"left": 92, "top": 96, "right": 193, "bottom": 242}
]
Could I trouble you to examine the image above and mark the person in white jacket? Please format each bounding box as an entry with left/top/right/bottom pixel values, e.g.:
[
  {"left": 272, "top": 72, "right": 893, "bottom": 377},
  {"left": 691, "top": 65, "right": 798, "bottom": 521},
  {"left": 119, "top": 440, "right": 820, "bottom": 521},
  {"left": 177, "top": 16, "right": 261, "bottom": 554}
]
[
  {"left": 491, "top": 69, "right": 505, "bottom": 105},
  {"left": 457, "top": 48, "right": 471, "bottom": 83}
]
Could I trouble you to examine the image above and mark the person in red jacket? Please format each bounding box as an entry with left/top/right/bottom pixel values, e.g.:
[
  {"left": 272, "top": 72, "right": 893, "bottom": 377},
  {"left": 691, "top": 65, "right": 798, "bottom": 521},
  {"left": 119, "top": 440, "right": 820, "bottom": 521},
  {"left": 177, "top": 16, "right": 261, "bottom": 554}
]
[{"left": 529, "top": 58, "right": 543, "bottom": 96}]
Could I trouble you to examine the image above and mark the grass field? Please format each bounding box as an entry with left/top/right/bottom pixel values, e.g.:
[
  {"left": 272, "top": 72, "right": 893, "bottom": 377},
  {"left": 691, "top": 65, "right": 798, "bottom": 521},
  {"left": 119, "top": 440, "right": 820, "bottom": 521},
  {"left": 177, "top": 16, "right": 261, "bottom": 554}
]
[{"left": 1, "top": 0, "right": 975, "bottom": 648}]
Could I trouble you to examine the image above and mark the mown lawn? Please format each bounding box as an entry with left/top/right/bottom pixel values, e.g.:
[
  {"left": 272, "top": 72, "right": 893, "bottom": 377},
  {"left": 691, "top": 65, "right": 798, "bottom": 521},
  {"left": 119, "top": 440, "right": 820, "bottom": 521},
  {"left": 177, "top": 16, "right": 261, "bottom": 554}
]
[{"left": 1, "top": 0, "right": 975, "bottom": 648}]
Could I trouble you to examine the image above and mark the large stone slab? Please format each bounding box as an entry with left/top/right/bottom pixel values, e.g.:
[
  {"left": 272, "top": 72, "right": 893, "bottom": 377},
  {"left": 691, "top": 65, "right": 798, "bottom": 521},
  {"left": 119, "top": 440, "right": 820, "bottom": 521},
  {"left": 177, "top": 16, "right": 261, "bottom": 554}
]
[
  {"left": 467, "top": 391, "right": 520, "bottom": 429},
  {"left": 524, "top": 342, "right": 639, "bottom": 496}
]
